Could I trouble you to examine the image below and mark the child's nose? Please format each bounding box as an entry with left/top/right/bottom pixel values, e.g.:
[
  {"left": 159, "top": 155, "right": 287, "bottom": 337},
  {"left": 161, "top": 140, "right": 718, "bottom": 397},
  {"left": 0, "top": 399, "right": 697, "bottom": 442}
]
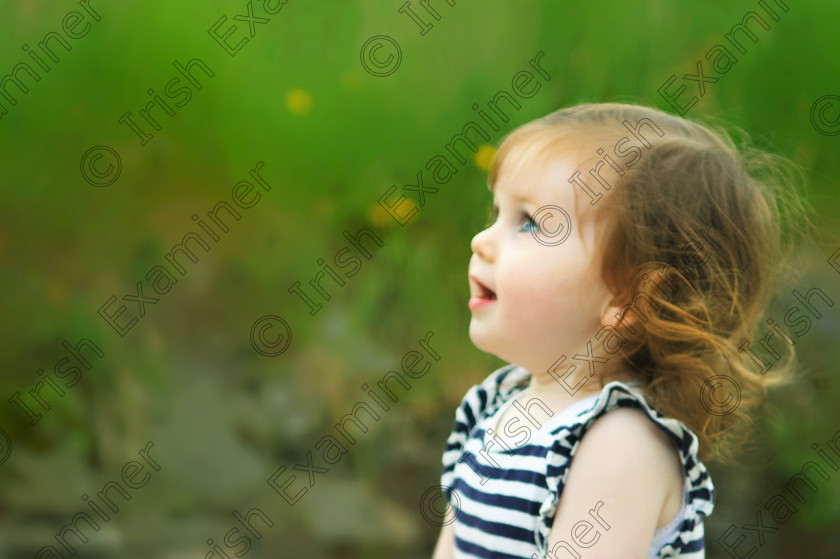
[{"left": 471, "top": 227, "right": 495, "bottom": 261}]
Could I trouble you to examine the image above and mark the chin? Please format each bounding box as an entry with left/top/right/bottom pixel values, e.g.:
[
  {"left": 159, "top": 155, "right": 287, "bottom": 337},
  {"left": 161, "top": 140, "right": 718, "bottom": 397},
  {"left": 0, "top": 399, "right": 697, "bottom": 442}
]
[
  {"left": 468, "top": 325, "right": 495, "bottom": 354},
  {"left": 468, "top": 330, "right": 513, "bottom": 365},
  {"left": 467, "top": 330, "right": 485, "bottom": 351}
]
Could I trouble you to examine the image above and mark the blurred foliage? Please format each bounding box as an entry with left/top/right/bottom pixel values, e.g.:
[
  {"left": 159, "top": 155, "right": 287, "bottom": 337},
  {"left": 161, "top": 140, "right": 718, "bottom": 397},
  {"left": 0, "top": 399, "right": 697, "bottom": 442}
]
[{"left": 1, "top": 1, "right": 839, "bottom": 558}]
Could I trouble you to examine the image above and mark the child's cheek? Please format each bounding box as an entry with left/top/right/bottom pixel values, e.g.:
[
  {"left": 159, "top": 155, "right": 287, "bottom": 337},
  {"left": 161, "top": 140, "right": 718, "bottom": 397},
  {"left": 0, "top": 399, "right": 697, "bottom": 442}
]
[{"left": 503, "top": 272, "right": 560, "bottom": 323}]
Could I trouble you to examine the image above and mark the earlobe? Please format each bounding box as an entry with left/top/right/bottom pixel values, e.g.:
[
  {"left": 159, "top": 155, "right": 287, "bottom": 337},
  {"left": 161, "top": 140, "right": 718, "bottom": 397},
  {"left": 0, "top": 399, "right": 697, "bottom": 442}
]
[
  {"left": 600, "top": 302, "right": 634, "bottom": 329},
  {"left": 600, "top": 304, "right": 620, "bottom": 328}
]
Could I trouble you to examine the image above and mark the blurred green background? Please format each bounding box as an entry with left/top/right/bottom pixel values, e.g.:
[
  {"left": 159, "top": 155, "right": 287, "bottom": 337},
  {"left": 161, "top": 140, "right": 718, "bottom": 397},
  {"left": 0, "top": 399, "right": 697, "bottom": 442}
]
[{"left": 1, "top": 0, "right": 840, "bottom": 557}]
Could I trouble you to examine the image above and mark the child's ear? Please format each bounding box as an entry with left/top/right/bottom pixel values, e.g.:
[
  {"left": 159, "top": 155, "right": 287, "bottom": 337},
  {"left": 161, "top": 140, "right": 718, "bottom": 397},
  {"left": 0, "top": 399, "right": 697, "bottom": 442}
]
[{"left": 599, "top": 299, "right": 636, "bottom": 329}]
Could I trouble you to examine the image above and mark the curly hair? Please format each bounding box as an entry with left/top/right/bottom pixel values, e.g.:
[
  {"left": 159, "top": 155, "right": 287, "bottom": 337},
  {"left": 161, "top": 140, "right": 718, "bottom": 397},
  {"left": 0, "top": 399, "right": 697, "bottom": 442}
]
[{"left": 487, "top": 103, "right": 811, "bottom": 462}]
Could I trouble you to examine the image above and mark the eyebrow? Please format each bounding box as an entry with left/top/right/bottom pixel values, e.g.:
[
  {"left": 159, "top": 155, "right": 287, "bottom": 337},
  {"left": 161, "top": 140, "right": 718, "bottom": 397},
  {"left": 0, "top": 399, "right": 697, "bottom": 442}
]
[{"left": 492, "top": 191, "right": 533, "bottom": 206}]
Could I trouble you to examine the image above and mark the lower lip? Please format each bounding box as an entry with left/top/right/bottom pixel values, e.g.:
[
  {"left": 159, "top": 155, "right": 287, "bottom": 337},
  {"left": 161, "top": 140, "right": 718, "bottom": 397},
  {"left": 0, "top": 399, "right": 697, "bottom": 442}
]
[{"left": 469, "top": 297, "right": 495, "bottom": 310}]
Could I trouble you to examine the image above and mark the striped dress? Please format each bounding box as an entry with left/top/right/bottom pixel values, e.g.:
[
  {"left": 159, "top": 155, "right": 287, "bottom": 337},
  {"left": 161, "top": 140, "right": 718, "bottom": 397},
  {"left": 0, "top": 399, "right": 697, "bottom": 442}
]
[{"left": 440, "top": 364, "right": 715, "bottom": 558}]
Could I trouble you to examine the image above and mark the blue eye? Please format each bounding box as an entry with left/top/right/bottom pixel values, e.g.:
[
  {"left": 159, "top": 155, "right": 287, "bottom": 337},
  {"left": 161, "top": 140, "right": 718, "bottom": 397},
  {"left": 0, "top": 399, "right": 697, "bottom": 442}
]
[{"left": 519, "top": 213, "right": 538, "bottom": 233}]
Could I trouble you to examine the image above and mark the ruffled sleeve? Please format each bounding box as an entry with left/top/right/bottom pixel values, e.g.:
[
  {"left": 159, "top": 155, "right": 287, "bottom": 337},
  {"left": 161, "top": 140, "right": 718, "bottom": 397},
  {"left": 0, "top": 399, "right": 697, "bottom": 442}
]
[
  {"left": 535, "top": 381, "right": 715, "bottom": 556},
  {"left": 440, "top": 364, "right": 528, "bottom": 502}
]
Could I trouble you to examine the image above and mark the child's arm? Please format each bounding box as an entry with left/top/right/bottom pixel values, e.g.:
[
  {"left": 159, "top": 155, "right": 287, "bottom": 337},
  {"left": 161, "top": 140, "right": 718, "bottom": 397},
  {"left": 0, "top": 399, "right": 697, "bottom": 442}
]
[
  {"left": 431, "top": 521, "right": 455, "bottom": 559},
  {"left": 546, "top": 407, "right": 684, "bottom": 559}
]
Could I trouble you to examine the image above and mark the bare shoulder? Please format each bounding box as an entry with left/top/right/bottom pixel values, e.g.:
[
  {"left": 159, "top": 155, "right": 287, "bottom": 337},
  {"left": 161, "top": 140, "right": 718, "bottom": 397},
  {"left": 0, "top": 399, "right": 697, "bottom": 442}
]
[
  {"left": 570, "top": 406, "right": 685, "bottom": 528},
  {"left": 547, "top": 406, "right": 686, "bottom": 558},
  {"left": 581, "top": 406, "right": 681, "bottom": 466}
]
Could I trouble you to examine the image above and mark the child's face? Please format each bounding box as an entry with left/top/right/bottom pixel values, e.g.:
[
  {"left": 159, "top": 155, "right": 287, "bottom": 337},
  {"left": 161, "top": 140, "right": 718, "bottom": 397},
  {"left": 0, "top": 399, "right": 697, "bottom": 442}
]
[{"left": 468, "top": 154, "right": 615, "bottom": 377}]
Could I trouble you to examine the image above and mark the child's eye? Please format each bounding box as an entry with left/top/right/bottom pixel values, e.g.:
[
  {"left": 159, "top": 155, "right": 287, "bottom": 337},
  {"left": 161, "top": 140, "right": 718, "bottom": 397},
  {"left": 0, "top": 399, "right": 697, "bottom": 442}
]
[{"left": 518, "top": 212, "right": 539, "bottom": 233}]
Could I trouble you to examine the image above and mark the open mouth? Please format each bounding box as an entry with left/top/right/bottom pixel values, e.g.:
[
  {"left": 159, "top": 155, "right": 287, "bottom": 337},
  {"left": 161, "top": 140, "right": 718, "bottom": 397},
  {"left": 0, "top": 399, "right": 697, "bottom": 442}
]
[
  {"left": 476, "top": 281, "right": 496, "bottom": 301},
  {"left": 469, "top": 275, "right": 496, "bottom": 310}
]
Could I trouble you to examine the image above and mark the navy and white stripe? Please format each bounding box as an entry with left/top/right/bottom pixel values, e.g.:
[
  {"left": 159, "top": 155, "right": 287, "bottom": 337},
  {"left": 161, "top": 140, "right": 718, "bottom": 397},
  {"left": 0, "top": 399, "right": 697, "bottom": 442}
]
[{"left": 441, "top": 365, "right": 715, "bottom": 558}]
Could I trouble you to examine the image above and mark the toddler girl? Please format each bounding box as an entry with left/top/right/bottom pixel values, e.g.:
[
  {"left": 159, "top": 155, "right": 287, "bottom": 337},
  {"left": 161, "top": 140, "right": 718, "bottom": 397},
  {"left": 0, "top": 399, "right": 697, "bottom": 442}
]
[{"left": 433, "top": 103, "right": 804, "bottom": 558}]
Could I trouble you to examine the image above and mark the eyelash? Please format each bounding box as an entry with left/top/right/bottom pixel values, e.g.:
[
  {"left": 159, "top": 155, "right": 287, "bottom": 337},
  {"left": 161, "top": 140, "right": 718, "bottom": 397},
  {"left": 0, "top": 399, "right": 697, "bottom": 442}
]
[
  {"left": 486, "top": 205, "right": 538, "bottom": 233},
  {"left": 518, "top": 211, "right": 538, "bottom": 233}
]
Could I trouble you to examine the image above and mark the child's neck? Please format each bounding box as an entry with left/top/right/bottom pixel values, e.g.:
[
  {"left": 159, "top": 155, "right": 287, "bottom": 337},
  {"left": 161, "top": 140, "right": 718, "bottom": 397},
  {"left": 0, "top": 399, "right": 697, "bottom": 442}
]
[
  {"left": 522, "top": 371, "right": 603, "bottom": 412},
  {"left": 525, "top": 364, "right": 638, "bottom": 406}
]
